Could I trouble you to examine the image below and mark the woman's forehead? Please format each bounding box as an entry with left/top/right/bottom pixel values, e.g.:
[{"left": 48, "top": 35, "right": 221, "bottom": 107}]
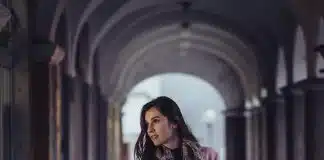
[{"left": 145, "top": 107, "right": 163, "bottom": 121}]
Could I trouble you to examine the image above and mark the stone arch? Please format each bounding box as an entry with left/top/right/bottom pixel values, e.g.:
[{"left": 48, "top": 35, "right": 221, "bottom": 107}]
[
  {"left": 75, "top": 23, "right": 90, "bottom": 79},
  {"left": 69, "top": 0, "right": 127, "bottom": 77},
  {"left": 92, "top": 11, "right": 261, "bottom": 86},
  {"left": 101, "top": 22, "right": 260, "bottom": 108},
  {"left": 80, "top": 3, "right": 265, "bottom": 86},
  {"left": 71, "top": 0, "right": 175, "bottom": 79},
  {"left": 33, "top": 0, "right": 67, "bottom": 39},
  {"left": 121, "top": 72, "right": 227, "bottom": 160},
  {"left": 54, "top": 13, "right": 67, "bottom": 47},
  {"left": 117, "top": 59, "right": 243, "bottom": 108},
  {"left": 104, "top": 42, "right": 246, "bottom": 109},
  {"left": 49, "top": 0, "right": 68, "bottom": 41},
  {"left": 53, "top": 12, "right": 68, "bottom": 71}
]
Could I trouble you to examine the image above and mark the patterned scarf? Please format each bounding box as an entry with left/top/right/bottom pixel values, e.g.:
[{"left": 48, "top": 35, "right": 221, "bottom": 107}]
[{"left": 155, "top": 139, "right": 204, "bottom": 160}]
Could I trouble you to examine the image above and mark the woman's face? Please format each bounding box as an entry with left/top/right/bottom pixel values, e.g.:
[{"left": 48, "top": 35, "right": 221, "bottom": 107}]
[{"left": 145, "top": 107, "right": 177, "bottom": 146}]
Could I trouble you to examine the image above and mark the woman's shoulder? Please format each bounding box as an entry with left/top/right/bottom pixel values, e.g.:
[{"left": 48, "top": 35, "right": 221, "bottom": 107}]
[{"left": 200, "top": 146, "right": 218, "bottom": 160}]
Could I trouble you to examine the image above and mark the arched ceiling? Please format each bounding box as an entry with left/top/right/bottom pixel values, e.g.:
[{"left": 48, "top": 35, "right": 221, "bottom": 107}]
[
  {"left": 69, "top": 0, "right": 291, "bottom": 105},
  {"left": 68, "top": 0, "right": 292, "bottom": 84},
  {"left": 30, "top": 0, "right": 324, "bottom": 107},
  {"left": 100, "top": 23, "right": 255, "bottom": 107},
  {"left": 109, "top": 42, "right": 244, "bottom": 108}
]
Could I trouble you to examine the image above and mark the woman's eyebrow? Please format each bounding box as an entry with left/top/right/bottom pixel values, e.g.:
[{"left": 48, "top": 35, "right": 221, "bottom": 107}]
[{"left": 151, "top": 116, "right": 160, "bottom": 120}]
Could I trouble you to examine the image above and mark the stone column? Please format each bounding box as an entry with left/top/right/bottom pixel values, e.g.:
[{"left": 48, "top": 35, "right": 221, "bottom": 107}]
[
  {"left": 282, "top": 84, "right": 305, "bottom": 160},
  {"left": 68, "top": 77, "right": 85, "bottom": 160},
  {"left": 283, "top": 78, "right": 324, "bottom": 160},
  {"left": 107, "top": 102, "right": 123, "bottom": 160},
  {"left": 262, "top": 95, "right": 286, "bottom": 160},
  {"left": 86, "top": 84, "right": 98, "bottom": 160},
  {"left": 50, "top": 64, "right": 64, "bottom": 160},
  {"left": 245, "top": 107, "right": 263, "bottom": 160},
  {"left": 113, "top": 105, "right": 122, "bottom": 160},
  {"left": 291, "top": 89, "right": 305, "bottom": 160},
  {"left": 30, "top": 51, "right": 50, "bottom": 160},
  {"left": 252, "top": 108, "right": 262, "bottom": 160},
  {"left": 30, "top": 42, "right": 64, "bottom": 160},
  {"left": 98, "top": 95, "right": 108, "bottom": 160},
  {"left": 107, "top": 104, "right": 114, "bottom": 160},
  {"left": 281, "top": 86, "right": 295, "bottom": 160},
  {"left": 0, "top": 7, "right": 15, "bottom": 159},
  {"left": 274, "top": 96, "right": 287, "bottom": 160},
  {"left": 224, "top": 107, "right": 246, "bottom": 160}
]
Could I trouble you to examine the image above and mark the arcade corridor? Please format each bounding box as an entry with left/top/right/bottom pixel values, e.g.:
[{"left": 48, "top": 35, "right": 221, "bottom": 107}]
[{"left": 1, "top": 0, "right": 324, "bottom": 160}]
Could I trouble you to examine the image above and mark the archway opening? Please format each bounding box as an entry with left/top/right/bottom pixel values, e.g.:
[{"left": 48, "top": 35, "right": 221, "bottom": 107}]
[
  {"left": 121, "top": 72, "right": 226, "bottom": 160},
  {"left": 293, "top": 26, "right": 307, "bottom": 82}
]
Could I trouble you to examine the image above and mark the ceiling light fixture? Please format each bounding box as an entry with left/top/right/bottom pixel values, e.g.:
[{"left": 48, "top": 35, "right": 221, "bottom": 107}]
[{"left": 178, "top": 1, "right": 192, "bottom": 29}]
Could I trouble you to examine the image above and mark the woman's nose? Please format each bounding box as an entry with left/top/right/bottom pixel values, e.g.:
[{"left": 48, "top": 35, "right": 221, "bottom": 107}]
[{"left": 147, "top": 124, "right": 154, "bottom": 133}]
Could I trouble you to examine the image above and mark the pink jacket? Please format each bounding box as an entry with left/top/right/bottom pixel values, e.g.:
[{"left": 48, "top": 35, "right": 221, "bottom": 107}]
[{"left": 201, "top": 146, "right": 218, "bottom": 160}]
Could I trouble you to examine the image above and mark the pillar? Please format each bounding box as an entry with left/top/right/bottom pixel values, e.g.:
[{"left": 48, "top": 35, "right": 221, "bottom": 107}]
[
  {"left": 68, "top": 76, "right": 85, "bottom": 160},
  {"left": 30, "top": 41, "right": 64, "bottom": 160},
  {"left": 0, "top": 6, "right": 19, "bottom": 158},
  {"left": 30, "top": 52, "right": 50, "bottom": 160},
  {"left": 107, "top": 104, "right": 113, "bottom": 160},
  {"left": 249, "top": 107, "right": 263, "bottom": 160},
  {"left": 281, "top": 86, "right": 294, "bottom": 160},
  {"left": 282, "top": 83, "right": 304, "bottom": 160},
  {"left": 113, "top": 105, "right": 122, "bottom": 160},
  {"left": 0, "top": 57, "right": 14, "bottom": 160},
  {"left": 107, "top": 102, "right": 122, "bottom": 160},
  {"left": 86, "top": 84, "right": 98, "bottom": 160},
  {"left": 224, "top": 107, "right": 246, "bottom": 160},
  {"left": 49, "top": 64, "right": 64, "bottom": 160},
  {"left": 262, "top": 95, "right": 286, "bottom": 160},
  {"left": 98, "top": 94, "right": 108, "bottom": 160},
  {"left": 245, "top": 106, "right": 265, "bottom": 160},
  {"left": 283, "top": 78, "right": 324, "bottom": 160},
  {"left": 274, "top": 95, "right": 287, "bottom": 160}
]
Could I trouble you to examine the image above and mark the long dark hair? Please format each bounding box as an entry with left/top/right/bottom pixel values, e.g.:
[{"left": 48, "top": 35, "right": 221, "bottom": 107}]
[{"left": 134, "top": 96, "right": 198, "bottom": 160}]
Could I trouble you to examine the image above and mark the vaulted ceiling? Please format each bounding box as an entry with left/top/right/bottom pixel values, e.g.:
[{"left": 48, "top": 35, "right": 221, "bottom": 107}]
[{"left": 15, "top": 0, "right": 324, "bottom": 106}]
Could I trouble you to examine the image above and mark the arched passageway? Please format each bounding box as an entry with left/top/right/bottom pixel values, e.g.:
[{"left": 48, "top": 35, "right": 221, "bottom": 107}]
[
  {"left": 2, "top": 1, "right": 324, "bottom": 160},
  {"left": 121, "top": 73, "right": 226, "bottom": 160}
]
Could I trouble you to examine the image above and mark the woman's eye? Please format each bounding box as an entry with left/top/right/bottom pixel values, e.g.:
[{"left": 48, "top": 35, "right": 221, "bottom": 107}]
[{"left": 153, "top": 119, "right": 159, "bottom": 124}]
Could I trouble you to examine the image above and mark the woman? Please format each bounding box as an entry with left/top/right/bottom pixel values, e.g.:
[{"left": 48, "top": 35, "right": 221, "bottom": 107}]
[{"left": 134, "top": 96, "right": 218, "bottom": 160}]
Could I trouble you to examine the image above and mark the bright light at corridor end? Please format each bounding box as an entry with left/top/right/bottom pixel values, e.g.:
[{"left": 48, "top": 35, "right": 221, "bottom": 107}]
[{"left": 202, "top": 109, "right": 217, "bottom": 124}]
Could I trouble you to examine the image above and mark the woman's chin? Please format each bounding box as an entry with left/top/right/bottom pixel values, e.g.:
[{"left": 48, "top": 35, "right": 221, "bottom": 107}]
[{"left": 152, "top": 140, "right": 161, "bottom": 146}]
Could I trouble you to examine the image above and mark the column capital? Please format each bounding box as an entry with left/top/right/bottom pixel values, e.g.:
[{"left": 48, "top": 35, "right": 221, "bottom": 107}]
[
  {"left": 246, "top": 107, "right": 263, "bottom": 115},
  {"left": 281, "top": 78, "right": 324, "bottom": 95},
  {"left": 223, "top": 107, "right": 245, "bottom": 117},
  {"left": 261, "top": 94, "right": 285, "bottom": 104}
]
